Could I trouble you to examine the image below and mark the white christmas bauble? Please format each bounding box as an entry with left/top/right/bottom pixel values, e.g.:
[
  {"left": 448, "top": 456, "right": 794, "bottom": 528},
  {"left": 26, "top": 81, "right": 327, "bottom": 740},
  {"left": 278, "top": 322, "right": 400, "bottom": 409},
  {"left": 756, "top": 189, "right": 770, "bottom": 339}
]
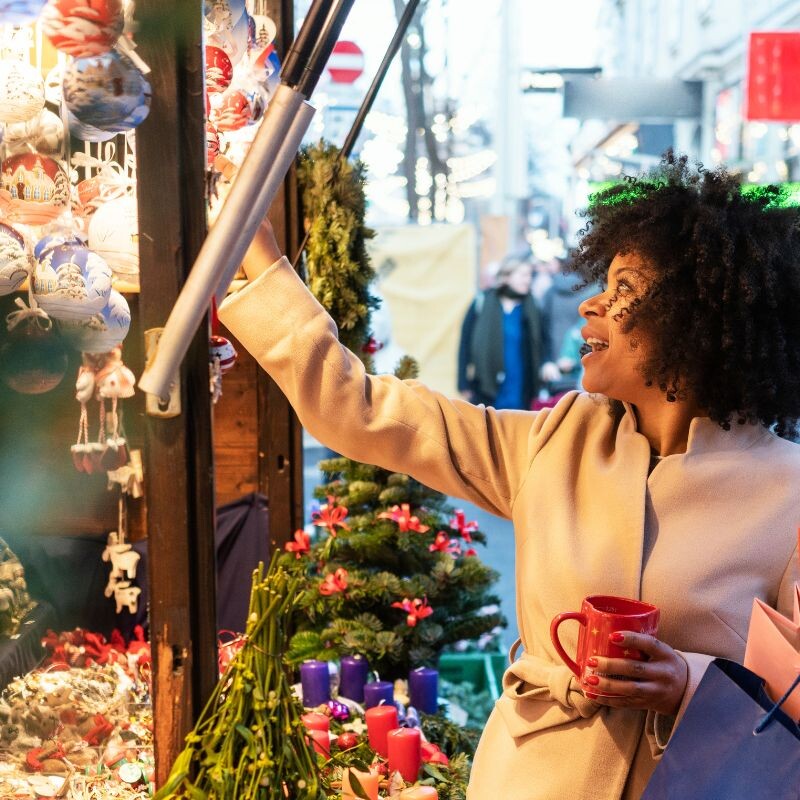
[
  {"left": 0, "top": 222, "right": 29, "bottom": 296},
  {"left": 33, "top": 241, "right": 112, "bottom": 321},
  {"left": 88, "top": 195, "right": 138, "bottom": 278},
  {"left": 3, "top": 109, "right": 66, "bottom": 158},
  {"left": 0, "top": 0, "right": 48, "bottom": 24},
  {"left": 58, "top": 288, "right": 130, "bottom": 352},
  {"left": 0, "top": 61, "right": 46, "bottom": 125}
]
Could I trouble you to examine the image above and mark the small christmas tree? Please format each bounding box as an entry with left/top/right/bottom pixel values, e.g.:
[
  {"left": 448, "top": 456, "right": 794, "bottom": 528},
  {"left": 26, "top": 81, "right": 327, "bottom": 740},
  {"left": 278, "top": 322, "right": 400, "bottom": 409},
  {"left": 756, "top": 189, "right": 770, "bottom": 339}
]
[{"left": 285, "top": 143, "right": 505, "bottom": 680}]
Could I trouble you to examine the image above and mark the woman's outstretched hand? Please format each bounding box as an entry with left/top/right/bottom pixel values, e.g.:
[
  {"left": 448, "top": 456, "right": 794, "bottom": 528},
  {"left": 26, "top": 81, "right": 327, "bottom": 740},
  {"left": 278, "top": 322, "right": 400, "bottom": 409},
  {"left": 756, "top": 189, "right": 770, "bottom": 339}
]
[
  {"left": 585, "top": 632, "right": 689, "bottom": 716},
  {"left": 242, "top": 217, "right": 284, "bottom": 282}
]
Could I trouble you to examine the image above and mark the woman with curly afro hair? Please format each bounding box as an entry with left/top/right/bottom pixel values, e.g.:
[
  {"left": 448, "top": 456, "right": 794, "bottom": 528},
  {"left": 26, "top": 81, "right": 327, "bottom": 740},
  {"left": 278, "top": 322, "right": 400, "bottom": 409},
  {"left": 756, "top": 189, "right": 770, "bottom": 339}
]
[{"left": 220, "top": 150, "right": 800, "bottom": 799}]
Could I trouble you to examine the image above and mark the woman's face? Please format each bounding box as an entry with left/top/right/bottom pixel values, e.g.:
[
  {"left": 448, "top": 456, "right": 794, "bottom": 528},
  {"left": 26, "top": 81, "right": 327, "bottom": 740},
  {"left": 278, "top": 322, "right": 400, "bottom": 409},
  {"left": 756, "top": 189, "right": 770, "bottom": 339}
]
[{"left": 578, "top": 252, "right": 654, "bottom": 402}]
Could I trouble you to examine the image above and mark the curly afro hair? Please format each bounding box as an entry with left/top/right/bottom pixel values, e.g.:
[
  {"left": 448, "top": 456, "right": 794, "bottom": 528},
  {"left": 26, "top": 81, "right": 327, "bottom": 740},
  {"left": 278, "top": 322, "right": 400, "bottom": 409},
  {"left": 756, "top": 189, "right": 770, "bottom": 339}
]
[{"left": 571, "top": 151, "right": 800, "bottom": 438}]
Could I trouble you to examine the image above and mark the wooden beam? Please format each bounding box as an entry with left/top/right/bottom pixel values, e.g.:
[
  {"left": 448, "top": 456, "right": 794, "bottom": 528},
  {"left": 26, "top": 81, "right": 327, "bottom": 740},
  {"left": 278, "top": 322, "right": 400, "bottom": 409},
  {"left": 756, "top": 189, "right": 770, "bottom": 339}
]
[
  {"left": 256, "top": 0, "right": 306, "bottom": 549},
  {"left": 134, "top": 0, "right": 217, "bottom": 784}
]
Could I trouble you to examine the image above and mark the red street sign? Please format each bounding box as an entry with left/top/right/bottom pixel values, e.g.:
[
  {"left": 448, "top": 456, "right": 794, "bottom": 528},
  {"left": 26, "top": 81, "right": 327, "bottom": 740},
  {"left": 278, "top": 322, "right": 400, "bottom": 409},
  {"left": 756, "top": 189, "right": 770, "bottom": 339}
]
[
  {"left": 327, "top": 40, "right": 364, "bottom": 84},
  {"left": 746, "top": 31, "right": 800, "bottom": 121}
]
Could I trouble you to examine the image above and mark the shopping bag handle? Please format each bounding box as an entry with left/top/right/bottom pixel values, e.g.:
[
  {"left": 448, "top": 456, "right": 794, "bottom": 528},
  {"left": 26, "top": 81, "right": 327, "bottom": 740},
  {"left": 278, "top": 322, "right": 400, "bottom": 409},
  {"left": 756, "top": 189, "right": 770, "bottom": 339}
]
[{"left": 754, "top": 671, "right": 800, "bottom": 735}]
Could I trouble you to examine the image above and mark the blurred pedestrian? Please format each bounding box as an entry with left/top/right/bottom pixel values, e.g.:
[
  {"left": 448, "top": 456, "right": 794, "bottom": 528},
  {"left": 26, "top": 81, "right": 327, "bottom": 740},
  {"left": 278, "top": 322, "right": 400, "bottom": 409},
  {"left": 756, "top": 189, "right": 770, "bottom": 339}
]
[{"left": 457, "top": 252, "right": 544, "bottom": 409}]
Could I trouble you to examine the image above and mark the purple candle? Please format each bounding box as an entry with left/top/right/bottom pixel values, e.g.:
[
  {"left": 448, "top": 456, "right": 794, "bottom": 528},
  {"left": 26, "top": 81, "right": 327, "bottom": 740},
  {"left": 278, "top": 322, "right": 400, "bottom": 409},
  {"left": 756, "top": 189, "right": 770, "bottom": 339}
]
[
  {"left": 363, "top": 680, "right": 394, "bottom": 709},
  {"left": 339, "top": 654, "right": 369, "bottom": 702},
  {"left": 409, "top": 667, "right": 438, "bottom": 714},
  {"left": 300, "top": 660, "right": 330, "bottom": 707}
]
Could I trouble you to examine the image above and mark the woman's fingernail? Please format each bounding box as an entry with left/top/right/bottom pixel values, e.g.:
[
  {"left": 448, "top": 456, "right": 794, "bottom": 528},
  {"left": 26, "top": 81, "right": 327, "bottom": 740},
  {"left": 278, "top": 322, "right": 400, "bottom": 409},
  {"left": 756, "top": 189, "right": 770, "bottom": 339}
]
[
  {"left": 610, "top": 632, "right": 625, "bottom": 643},
  {"left": 584, "top": 675, "right": 600, "bottom": 686},
  {"left": 586, "top": 657, "right": 598, "bottom": 668}
]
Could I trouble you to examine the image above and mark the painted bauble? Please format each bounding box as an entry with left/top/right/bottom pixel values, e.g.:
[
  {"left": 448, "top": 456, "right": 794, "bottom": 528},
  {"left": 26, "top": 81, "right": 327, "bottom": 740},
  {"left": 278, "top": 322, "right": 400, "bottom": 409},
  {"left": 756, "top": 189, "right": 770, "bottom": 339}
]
[
  {"left": 42, "top": 0, "right": 125, "bottom": 57},
  {"left": 88, "top": 195, "right": 138, "bottom": 278},
  {"left": 33, "top": 242, "right": 112, "bottom": 321},
  {"left": 100, "top": 91, "right": 150, "bottom": 132},
  {"left": 210, "top": 334, "right": 237, "bottom": 373},
  {"left": 249, "top": 14, "right": 276, "bottom": 50},
  {"left": 0, "top": 152, "right": 70, "bottom": 225},
  {"left": 58, "top": 289, "right": 130, "bottom": 352},
  {"left": 0, "top": 320, "right": 68, "bottom": 395},
  {"left": 0, "top": 223, "right": 29, "bottom": 296},
  {"left": 63, "top": 51, "right": 149, "bottom": 130},
  {"left": 213, "top": 84, "right": 265, "bottom": 131},
  {"left": 0, "top": 0, "right": 48, "bottom": 23},
  {"left": 66, "top": 110, "right": 117, "bottom": 142},
  {"left": 207, "top": 9, "right": 249, "bottom": 65},
  {"left": 0, "top": 60, "right": 45, "bottom": 124},
  {"left": 206, "top": 123, "right": 220, "bottom": 167},
  {"left": 205, "top": 45, "right": 233, "bottom": 94},
  {"left": 3, "top": 109, "right": 66, "bottom": 158},
  {"left": 335, "top": 732, "right": 360, "bottom": 750},
  {"left": 204, "top": 0, "right": 245, "bottom": 31},
  {"left": 34, "top": 231, "right": 86, "bottom": 261}
]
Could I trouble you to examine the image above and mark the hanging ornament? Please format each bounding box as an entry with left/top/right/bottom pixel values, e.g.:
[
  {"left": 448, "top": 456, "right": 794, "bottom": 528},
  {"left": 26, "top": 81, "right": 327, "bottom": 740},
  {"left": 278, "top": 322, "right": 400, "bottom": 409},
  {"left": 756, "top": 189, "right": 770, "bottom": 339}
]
[
  {"left": 65, "top": 109, "right": 117, "bottom": 142},
  {"left": 32, "top": 241, "right": 112, "bottom": 321},
  {"left": 0, "top": 152, "right": 70, "bottom": 225},
  {"left": 0, "top": 0, "right": 48, "bottom": 23},
  {"left": 204, "top": 0, "right": 246, "bottom": 32},
  {"left": 213, "top": 81, "right": 266, "bottom": 131},
  {"left": 63, "top": 51, "right": 150, "bottom": 131},
  {"left": 3, "top": 109, "right": 66, "bottom": 159},
  {"left": 58, "top": 289, "right": 130, "bottom": 352},
  {"left": 43, "top": 64, "right": 65, "bottom": 105},
  {"left": 253, "top": 42, "right": 282, "bottom": 97},
  {"left": 206, "top": 122, "right": 220, "bottom": 167},
  {"left": 0, "top": 297, "right": 68, "bottom": 395},
  {"left": 34, "top": 231, "right": 86, "bottom": 262},
  {"left": 88, "top": 194, "right": 138, "bottom": 280},
  {"left": 249, "top": 13, "right": 276, "bottom": 51},
  {"left": 210, "top": 334, "right": 237, "bottom": 373},
  {"left": 0, "top": 60, "right": 46, "bottom": 125},
  {"left": 41, "top": 0, "right": 125, "bottom": 57},
  {"left": 205, "top": 44, "right": 233, "bottom": 93},
  {"left": 207, "top": 8, "right": 249, "bottom": 65},
  {"left": 0, "top": 222, "right": 30, "bottom": 296}
]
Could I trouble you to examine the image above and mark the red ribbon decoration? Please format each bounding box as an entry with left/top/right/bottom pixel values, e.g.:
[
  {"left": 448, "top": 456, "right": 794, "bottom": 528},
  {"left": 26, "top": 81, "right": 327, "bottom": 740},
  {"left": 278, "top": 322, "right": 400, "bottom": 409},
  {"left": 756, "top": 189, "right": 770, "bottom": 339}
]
[
  {"left": 312, "top": 496, "right": 351, "bottom": 537},
  {"left": 319, "top": 567, "right": 349, "bottom": 596},
  {"left": 391, "top": 596, "right": 434, "bottom": 627},
  {"left": 285, "top": 528, "right": 311, "bottom": 558},
  {"left": 428, "top": 531, "right": 461, "bottom": 556},
  {"left": 449, "top": 509, "right": 479, "bottom": 543},
  {"left": 378, "top": 503, "right": 430, "bottom": 533}
]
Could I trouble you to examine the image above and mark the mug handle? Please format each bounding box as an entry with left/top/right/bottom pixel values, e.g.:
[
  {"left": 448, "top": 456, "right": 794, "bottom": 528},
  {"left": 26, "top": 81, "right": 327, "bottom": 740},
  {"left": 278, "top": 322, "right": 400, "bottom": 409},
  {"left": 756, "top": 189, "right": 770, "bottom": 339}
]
[{"left": 549, "top": 612, "right": 587, "bottom": 678}]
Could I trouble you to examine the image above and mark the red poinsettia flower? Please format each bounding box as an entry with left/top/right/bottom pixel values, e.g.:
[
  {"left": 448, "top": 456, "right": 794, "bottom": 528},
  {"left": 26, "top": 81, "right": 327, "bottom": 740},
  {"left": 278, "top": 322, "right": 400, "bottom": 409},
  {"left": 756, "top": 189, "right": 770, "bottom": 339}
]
[
  {"left": 449, "top": 509, "right": 479, "bottom": 543},
  {"left": 319, "top": 568, "right": 349, "bottom": 596},
  {"left": 312, "top": 496, "right": 351, "bottom": 537},
  {"left": 391, "top": 597, "right": 434, "bottom": 627},
  {"left": 285, "top": 529, "right": 311, "bottom": 558},
  {"left": 428, "top": 531, "right": 461, "bottom": 555},
  {"left": 378, "top": 503, "right": 430, "bottom": 533},
  {"left": 421, "top": 741, "right": 450, "bottom": 766}
]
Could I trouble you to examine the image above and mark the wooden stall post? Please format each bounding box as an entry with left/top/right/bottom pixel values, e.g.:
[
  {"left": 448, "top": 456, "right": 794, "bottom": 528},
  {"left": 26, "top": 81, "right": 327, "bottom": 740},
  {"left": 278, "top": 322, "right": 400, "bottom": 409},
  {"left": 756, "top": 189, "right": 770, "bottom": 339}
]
[
  {"left": 256, "top": 0, "right": 306, "bottom": 548},
  {"left": 134, "top": 0, "right": 218, "bottom": 783}
]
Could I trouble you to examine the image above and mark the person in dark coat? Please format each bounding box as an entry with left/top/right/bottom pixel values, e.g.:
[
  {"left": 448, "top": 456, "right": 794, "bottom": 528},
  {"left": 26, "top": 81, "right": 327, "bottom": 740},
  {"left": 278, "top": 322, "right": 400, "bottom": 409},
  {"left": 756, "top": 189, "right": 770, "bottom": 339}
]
[{"left": 457, "top": 253, "right": 544, "bottom": 409}]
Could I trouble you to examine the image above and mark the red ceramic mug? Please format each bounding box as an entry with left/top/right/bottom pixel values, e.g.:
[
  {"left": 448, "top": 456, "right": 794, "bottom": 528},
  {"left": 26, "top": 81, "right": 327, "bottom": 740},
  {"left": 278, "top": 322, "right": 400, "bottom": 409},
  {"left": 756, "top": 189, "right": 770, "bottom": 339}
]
[{"left": 550, "top": 594, "right": 660, "bottom": 698}]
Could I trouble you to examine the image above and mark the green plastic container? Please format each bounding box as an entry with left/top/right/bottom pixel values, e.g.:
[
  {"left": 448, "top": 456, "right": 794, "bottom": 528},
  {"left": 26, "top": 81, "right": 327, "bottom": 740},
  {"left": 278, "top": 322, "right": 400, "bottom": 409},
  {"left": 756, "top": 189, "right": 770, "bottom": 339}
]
[{"left": 439, "top": 652, "right": 507, "bottom": 701}]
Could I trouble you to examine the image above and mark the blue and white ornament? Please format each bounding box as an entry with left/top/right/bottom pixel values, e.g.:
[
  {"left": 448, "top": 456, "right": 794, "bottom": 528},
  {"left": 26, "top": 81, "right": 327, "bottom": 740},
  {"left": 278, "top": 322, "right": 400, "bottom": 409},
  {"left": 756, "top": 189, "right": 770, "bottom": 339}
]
[
  {"left": 0, "top": 222, "right": 30, "bottom": 296},
  {"left": 58, "top": 288, "right": 130, "bottom": 352},
  {"left": 32, "top": 241, "right": 112, "bottom": 321},
  {"left": 63, "top": 51, "right": 150, "bottom": 130},
  {"left": 34, "top": 231, "right": 86, "bottom": 261}
]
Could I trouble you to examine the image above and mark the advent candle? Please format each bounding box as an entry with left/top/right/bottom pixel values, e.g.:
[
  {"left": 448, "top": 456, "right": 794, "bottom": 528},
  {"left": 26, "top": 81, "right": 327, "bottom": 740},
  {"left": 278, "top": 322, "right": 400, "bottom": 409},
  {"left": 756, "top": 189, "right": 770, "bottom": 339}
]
[
  {"left": 408, "top": 667, "right": 438, "bottom": 713},
  {"left": 339, "top": 654, "right": 369, "bottom": 702},
  {"left": 387, "top": 727, "right": 421, "bottom": 782},
  {"left": 399, "top": 787, "right": 439, "bottom": 799},
  {"left": 309, "top": 729, "right": 331, "bottom": 758},
  {"left": 341, "top": 767, "right": 380, "bottom": 800},
  {"left": 301, "top": 712, "right": 330, "bottom": 733},
  {"left": 364, "top": 704, "right": 399, "bottom": 757},
  {"left": 362, "top": 679, "right": 393, "bottom": 709},
  {"left": 300, "top": 660, "right": 330, "bottom": 707}
]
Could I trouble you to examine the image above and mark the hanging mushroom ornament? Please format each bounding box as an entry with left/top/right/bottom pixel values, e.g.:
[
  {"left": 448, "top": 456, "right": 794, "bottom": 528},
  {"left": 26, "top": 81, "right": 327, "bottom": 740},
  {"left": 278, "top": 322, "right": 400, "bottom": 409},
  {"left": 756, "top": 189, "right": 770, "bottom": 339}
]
[
  {"left": 0, "top": 223, "right": 30, "bottom": 296},
  {"left": 0, "top": 0, "right": 48, "bottom": 23},
  {"left": 0, "top": 297, "right": 68, "bottom": 395},
  {"left": 0, "top": 152, "right": 70, "bottom": 226},
  {"left": 0, "top": 60, "right": 46, "bottom": 124},
  {"left": 41, "top": 0, "right": 125, "bottom": 57},
  {"left": 32, "top": 240, "right": 112, "bottom": 321},
  {"left": 63, "top": 51, "right": 150, "bottom": 131}
]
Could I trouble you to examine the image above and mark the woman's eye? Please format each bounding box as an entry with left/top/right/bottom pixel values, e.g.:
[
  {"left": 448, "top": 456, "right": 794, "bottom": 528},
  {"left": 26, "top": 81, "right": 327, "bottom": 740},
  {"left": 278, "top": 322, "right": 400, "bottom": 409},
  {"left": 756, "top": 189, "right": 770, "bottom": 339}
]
[{"left": 616, "top": 280, "right": 632, "bottom": 294}]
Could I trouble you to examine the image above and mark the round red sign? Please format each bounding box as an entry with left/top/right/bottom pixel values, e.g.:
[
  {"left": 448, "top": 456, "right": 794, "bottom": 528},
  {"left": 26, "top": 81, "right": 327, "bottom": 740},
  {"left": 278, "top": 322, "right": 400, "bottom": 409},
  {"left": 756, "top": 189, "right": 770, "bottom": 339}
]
[{"left": 327, "top": 40, "right": 364, "bottom": 84}]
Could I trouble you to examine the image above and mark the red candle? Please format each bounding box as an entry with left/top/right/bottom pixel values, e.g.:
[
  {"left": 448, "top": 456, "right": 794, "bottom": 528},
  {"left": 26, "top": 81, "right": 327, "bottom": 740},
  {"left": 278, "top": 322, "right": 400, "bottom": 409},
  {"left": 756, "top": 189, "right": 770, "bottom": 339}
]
[
  {"left": 399, "top": 787, "right": 438, "bottom": 799},
  {"left": 341, "top": 767, "right": 380, "bottom": 800},
  {"left": 301, "top": 712, "right": 330, "bottom": 732},
  {"left": 387, "top": 727, "right": 421, "bottom": 782},
  {"left": 364, "top": 704, "right": 399, "bottom": 758},
  {"left": 309, "top": 729, "right": 330, "bottom": 757}
]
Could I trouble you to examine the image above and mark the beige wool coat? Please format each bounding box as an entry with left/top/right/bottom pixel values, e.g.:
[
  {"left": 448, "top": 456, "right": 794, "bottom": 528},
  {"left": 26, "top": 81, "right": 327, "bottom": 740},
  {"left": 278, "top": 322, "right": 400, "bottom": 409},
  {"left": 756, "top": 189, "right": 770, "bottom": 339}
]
[{"left": 219, "top": 257, "right": 800, "bottom": 800}]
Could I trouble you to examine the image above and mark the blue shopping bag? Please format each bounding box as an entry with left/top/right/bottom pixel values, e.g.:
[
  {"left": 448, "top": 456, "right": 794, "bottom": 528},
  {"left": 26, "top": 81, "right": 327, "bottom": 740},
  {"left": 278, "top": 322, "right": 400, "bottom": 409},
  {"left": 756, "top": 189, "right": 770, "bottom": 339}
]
[{"left": 642, "top": 658, "right": 800, "bottom": 800}]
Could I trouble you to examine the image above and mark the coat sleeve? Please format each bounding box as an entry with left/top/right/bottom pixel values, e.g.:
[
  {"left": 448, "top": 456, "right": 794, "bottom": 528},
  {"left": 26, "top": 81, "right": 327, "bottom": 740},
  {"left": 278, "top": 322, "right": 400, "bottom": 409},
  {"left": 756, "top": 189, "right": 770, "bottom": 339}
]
[{"left": 219, "top": 257, "right": 575, "bottom": 519}]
